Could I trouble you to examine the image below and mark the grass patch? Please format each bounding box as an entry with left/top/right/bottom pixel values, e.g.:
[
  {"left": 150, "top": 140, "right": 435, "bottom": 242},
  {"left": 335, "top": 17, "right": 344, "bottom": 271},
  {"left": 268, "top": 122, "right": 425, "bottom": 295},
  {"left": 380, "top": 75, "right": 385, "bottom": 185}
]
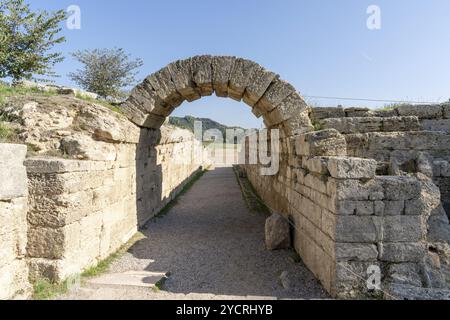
[
  {"left": 75, "top": 92, "right": 123, "bottom": 114},
  {"left": 232, "top": 165, "right": 271, "bottom": 217},
  {"left": 0, "top": 82, "right": 57, "bottom": 102},
  {"left": 379, "top": 103, "right": 407, "bottom": 111},
  {"left": 81, "top": 232, "right": 145, "bottom": 278},
  {"left": 32, "top": 276, "right": 79, "bottom": 300},
  {"left": 0, "top": 122, "right": 16, "bottom": 143}
]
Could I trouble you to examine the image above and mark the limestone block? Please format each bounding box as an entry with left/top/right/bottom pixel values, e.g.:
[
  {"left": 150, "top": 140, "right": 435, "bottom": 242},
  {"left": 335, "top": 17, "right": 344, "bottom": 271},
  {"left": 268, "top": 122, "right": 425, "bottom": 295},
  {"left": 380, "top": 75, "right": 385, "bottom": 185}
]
[
  {"left": 443, "top": 104, "right": 450, "bottom": 119},
  {"left": 255, "top": 79, "right": 296, "bottom": 114},
  {"left": 127, "top": 82, "right": 159, "bottom": 113},
  {"left": 335, "top": 243, "right": 378, "bottom": 261},
  {"left": 75, "top": 103, "right": 140, "bottom": 143},
  {"left": 382, "top": 200, "right": 405, "bottom": 215},
  {"left": 387, "top": 263, "right": 422, "bottom": 287},
  {"left": 228, "top": 58, "right": 259, "bottom": 101},
  {"left": 295, "top": 129, "right": 347, "bottom": 157},
  {"left": 328, "top": 178, "right": 384, "bottom": 201},
  {"left": 265, "top": 213, "right": 290, "bottom": 250},
  {"left": 303, "top": 157, "right": 329, "bottom": 175},
  {"left": 142, "top": 113, "right": 166, "bottom": 129},
  {"left": 325, "top": 157, "right": 377, "bottom": 179},
  {"left": 397, "top": 104, "right": 443, "bottom": 119},
  {"left": 321, "top": 209, "right": 336, "bottom": 238},
  {"left": 211, "top": 56, "right": 235, "bottom": 97},
  {"left": 25, "top": 158, "right": 113, "bottom": 174},
  {"left": 61, "top": 134, "right": 116, "bottom": 161},
  {"left": 191, "top": 55, "right": 214, "bottom": 96},
  {"left": 0, "top": 165, "right": 28, "bottom": 201},
  {"left": 145, "top": 67, "right": 184, "bottom": 108},
  {"left": 377, "top": 176, "right": 422, "bottom": 201},
  {"left": 344, "top": 107, "right": 373, "bottom": 117},
  {"left": 321, "top": 117, "right": 382, "bottom": 134},
  {"left": 27, "top": 223, "right": 81, "bottom": 260},
  {"left": 382, "top": 116, "right": 421, "bottom": 132},
  {"left": 336, "top": 200, "right": 374, "bottom": 216},
  {"left": 335, "top": 215, "right": 382, "bottom": 242},
  {"left": 120, "top": 100, "right": 148, "bottom": 127},
  {"left": 0, "top": 144, "right": 27, "bottom": 166},
  {"left": 311, "top": 107, "right": 345, "bottom": 121},
  {"left": 382, "top": 215, "right": 424, "bottom": 242},
  {"left": 421, "top": 119, "right": 450, "bottom": 133},
  {"left": 243, "top": 66, "right": 278, "bottom": 107},
  {"left": 265, "top": 92, "right": 310, "bottom": 125},
  {"left": 0, "top": 260, "right": 30, "bottom": 300},
  {"left": 379, "top": 243, "right": 426, "bottom": 263},
  {"left": 167, "top": 58, "right": 201, "bottom": 102},
  {"left": 281, "top": 111, "right": 314, "bottom": 136}
]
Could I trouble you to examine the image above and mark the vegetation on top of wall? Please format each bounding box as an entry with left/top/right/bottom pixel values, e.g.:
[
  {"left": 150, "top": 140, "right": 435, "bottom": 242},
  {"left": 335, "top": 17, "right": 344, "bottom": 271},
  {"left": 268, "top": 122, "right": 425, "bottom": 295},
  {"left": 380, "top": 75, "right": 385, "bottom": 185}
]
[{"left": 379, "top": 103, "right": 407, "bottom": 111}]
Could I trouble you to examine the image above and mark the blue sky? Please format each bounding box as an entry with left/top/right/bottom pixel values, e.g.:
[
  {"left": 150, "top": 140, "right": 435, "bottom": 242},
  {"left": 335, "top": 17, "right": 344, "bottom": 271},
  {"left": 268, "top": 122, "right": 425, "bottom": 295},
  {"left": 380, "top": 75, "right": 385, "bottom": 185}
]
[{"left": 30, "top": 0, "right": 450, "bottom": 128}]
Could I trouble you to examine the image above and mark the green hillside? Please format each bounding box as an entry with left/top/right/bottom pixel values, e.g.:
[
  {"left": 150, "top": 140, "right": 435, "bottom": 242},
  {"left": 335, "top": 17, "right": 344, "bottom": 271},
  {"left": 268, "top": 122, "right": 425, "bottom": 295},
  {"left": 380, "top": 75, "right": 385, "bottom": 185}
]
[{"left": 168, "top": 116, "right": 246, "bottom": 144}]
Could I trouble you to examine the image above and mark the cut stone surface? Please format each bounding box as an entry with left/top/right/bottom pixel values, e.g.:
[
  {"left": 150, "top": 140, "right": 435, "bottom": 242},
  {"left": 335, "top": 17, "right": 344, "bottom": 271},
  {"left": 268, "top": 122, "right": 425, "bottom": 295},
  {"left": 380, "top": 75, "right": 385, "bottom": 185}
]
[{"left": 265, "top": 214, "right": 291, "bottom": 250}]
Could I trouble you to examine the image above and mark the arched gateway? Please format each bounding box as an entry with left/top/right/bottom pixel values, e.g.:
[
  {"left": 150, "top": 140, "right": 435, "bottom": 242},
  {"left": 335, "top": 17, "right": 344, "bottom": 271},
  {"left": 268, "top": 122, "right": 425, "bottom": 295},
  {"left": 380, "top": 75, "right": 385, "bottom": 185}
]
[{"left": 121, "top": 55, "right": 313, "bottom": 136}]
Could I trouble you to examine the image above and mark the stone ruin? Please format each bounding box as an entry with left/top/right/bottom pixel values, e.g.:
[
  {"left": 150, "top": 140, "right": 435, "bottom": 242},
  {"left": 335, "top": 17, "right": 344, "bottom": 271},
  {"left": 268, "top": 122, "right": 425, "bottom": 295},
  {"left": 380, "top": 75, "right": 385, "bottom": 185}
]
[
  {"left": 243, "top": 103, "right": 450, "bottom": 299},
  {"left": 1, "top": 55, "right": 450, "bottom": 299}
]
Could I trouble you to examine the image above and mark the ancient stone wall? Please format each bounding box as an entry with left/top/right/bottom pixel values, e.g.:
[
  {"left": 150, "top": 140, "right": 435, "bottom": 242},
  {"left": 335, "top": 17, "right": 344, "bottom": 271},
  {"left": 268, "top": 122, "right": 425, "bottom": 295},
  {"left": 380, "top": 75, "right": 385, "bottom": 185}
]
[
  {"left": 25, "top": 127, "right": 209, "bottom": 282},
  {"left": 312, "top": 104, "right": 450, "bottom": 219},
  {"left": 241, "top": 128, "right": 450, "bottom": 299},
  {"left": 0, "top": 144, "right": 30, "bottom": 299}
]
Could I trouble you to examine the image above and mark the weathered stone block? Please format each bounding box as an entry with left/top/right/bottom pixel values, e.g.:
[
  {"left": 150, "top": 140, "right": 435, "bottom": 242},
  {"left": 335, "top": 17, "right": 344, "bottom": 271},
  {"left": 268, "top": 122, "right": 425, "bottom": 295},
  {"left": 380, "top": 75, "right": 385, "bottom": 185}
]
[
  {"left": 397, "top": 104, "right": 443, "bottom": 119},
  {"left": 211, "top": 56, "right": 235, "bottom": 97},
  {"left": 167, "top": 58, "right": 201, "bottom": 102},
  {"left": 335, "top": 215, "right": 381, "bottom": 242},
  {"left": 311, "top": 107, "right": 345, "bottom": 121},
  {"left": 191, "top": 55, "right": 214, "bottom": 96},
  {"left": 265, "top": 92, "right": 309, "bottom": 125},
  {"left": 443, "top": 104, "right": 450, "bottom": 119},
  {"left": 145, "top": 67, "right": 184, "bottom": 108},
  {"left": 379, "top": 243, "right": 426, "bottom": 262},
  {"left": 382, "top": 215, "right": 424, "bottom": 242},
  {"left": 243, "top": 66, "right": 278, "bottom": 107},
  {"left": 421, "top": 119, "right": 450, "bottom": 133},
  {"left": 295, "top": 129, "right": 347, "bottom": 157},
  {"left": 336, "top": 243, "right": 378, "bottom": 261},
  {"left": 265, "top": 213, "right": 290, "bottom": 250},
  {"left": 326, "top": 157, "right": 377, "bottom": 179},
  {"left": 228, "top": 58, "right": 259, "bottom": 101},
  {"left": 255, "top": 79, "right": 296, "bottom": 114},
  {"left": 378, "top": 176, "right": 422, "bottom": 201},
  {"left": 336, "top": 200, "right": 374, "bottom": 216},
  {"left": 0, "top": 165, "right": 28, "bottom": 201}
]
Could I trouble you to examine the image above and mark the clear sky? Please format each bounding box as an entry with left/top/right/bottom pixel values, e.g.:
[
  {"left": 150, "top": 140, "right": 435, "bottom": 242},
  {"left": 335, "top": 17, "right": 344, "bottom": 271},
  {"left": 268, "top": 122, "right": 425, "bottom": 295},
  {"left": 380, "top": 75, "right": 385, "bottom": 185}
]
[{"left": 30, "top": 0, "right": 450, "bottom": 128}]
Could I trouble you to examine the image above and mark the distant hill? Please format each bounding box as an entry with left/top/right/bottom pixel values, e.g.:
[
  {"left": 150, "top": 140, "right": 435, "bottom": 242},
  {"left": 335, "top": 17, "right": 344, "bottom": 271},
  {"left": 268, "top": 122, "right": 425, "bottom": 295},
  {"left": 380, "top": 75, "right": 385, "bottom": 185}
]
[{"left": 168, "top": 116, "right": 246, "bottom": 144}]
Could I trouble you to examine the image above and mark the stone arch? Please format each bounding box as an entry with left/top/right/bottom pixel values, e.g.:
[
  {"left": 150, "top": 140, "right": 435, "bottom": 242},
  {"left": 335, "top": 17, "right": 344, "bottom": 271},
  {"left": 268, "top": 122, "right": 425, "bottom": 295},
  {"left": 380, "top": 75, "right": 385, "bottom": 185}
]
[{"left": 121, "top": 55, "right": 313, "bottom": 137}]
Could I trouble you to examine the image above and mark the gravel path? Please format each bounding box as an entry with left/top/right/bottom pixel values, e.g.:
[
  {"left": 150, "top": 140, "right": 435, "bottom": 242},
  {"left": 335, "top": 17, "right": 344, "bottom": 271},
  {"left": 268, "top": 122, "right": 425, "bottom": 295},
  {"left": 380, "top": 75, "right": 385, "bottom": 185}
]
[{"left": 60, "top": 167, "right": 328, "bottom": 300}]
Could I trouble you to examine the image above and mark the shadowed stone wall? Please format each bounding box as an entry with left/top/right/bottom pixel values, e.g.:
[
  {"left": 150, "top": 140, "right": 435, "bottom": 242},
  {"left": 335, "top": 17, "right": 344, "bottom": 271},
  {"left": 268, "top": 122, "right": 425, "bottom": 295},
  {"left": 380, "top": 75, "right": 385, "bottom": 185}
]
[{"left": 25, "top": 127, "right": 210, "bottom": 282}]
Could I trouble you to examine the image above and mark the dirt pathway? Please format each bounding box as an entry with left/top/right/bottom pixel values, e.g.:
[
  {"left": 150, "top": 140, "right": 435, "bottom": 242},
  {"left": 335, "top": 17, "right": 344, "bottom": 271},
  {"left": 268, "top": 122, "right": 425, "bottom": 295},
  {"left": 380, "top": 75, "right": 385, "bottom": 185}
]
[{"left": 59, "top": 167, "right": 328, "bottom": 300}]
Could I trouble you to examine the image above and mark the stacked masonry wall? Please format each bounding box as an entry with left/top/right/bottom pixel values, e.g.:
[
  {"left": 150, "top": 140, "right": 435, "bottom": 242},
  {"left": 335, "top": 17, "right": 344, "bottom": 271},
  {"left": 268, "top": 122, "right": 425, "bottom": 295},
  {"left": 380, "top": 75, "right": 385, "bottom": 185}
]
[
  {"left": 24, "top": 128, "right": 209, "bottom": 282},
  {"left": 0, "top": 144, "right": 30, "bottom": 299},
  {"left": 241, "top": 129, "right": 448, "bottom": 298}
]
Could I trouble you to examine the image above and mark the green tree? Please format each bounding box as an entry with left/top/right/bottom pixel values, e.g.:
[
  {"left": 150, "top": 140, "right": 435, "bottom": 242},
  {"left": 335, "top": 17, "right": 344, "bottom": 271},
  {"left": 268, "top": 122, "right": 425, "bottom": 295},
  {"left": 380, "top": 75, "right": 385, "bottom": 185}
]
[
  {"left": 0, "top": 0, "right": 67, "bottom": 84},
  {"left": 69, "top": 48, "right": 143, "bottom": 99}
]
